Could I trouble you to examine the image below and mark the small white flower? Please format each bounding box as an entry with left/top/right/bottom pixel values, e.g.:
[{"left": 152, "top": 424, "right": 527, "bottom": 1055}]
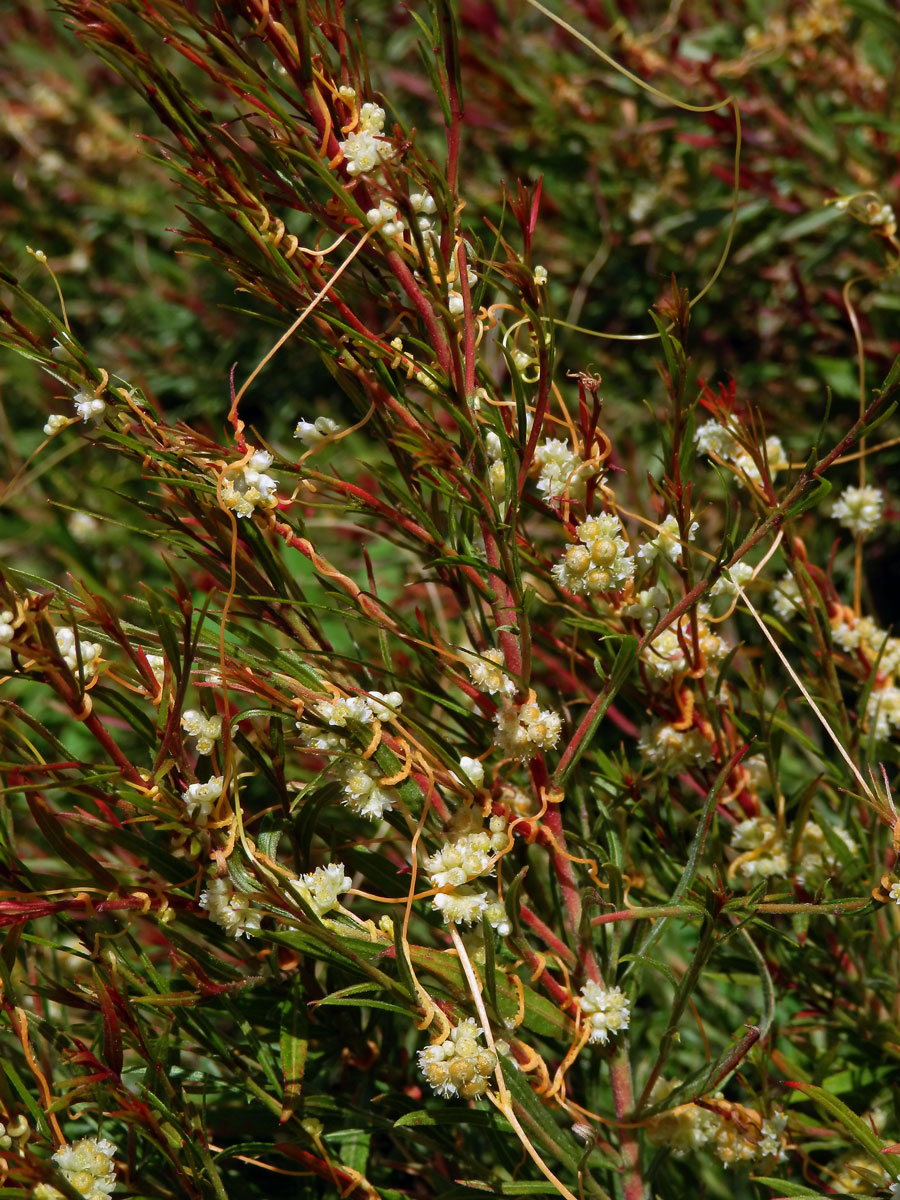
[
  {"left": 695, "top": 420, "right": 786, "bottom": 487},
  {"left": 0, "top": 610, "right": 14, "bottom": 644},
  {"left": 889, "top": 881, "right": 900, "bottom": 905},
  {"left": 294, "top": 416, "right": 342, "bottom": 447},
  {"left": 73, "top": 389, "right": 106, "bottom": 422},
  {"left": 865, "top": 685, "right": 900, "bottom": 741},
  {"left": 830, "top": 485, "right": 884, "bottom": 536},
  {"left": 577, "top": 982, "right": 630, "bottom": 1045},
  {"left": 455, "top": 756, "right": 485, "bottom": 790},
  {"left": 182, "top": 776, "right": 224, "bottom": 823},
  {"left": 533, "top": 438, "right": 601, "bottom": 502},
  {"left": 533, "top": 265, "right": 548, "bottom": 286},
  {"left": 638, "top": 722, "right": 712, "bottom": 773}
]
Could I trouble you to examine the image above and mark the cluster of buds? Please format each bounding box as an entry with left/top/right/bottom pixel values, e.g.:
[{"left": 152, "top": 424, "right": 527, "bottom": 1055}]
[
  {"left": 463, "top": 646, "right": 516, "bottom": 698},
  {"left": 730, "top": 814, "right": 855, "bottom": 885},
  {"left": 426, "top": 818, "right": 508, "bottom": 889},
  {"left": 641, "top": 611, "right": 728, "bottom": 683},
  {"left": 830, "top": 484, "right": 884, "bottom": 536},
  {"left": 645, "top": 1081, "right": 787, "bottom": 1167},
  {"left": 494, "top": 698, "right": 562, "bottom": 761},
  {"left": 418, "top": 1019, "right": 498, "bottom": 1100},
  {"left": 637, "top": 722, "right": 712, "bottom": 774},
  {"left": 552, "top": 513, "right": 634, "bottom": 596},
  {"left": 56, "top": 627, "right": 102, "bottom": 678}
]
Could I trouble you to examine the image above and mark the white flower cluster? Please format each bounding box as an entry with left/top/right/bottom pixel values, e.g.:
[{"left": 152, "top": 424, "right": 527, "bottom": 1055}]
[
  {"left": 890, "top": 882, "right": 900, "bottom": 905},
  {"left": 494, "top": 699, "right": 562, "bottom": 761},
  {"left": 0, "top": 610, "right": 13, "bottom": 643},
  {"left": 830, "top": 1154, "right": 892, "bottom": 1195},
  {"left": 830, "top": 485, "right": 884, "bottom": 536},
  {"left": 771, "top": 573, "right": 803, "bottom": 622},
  {"left": 296, "top": 691, "right": 404, "bottom": 820},
  {"left": 463, "top": 646, "right": 515, "bottom": 697},
  {"left": 552, "top": 513, "right": 634, "bottom": 596},
  {"left": 338, "top": 102, "right": 396, "bottom": 176},
  {"left": 417, "top": 1018, "right": 498, "bottom": 1100},
  {"left": 56, "top": 628, "right": 102, "bottom": 678},
  {"left": 731, "top": 815, "right": 855, "bottom": 884},
  {"left": 533, "top": 437, "right": 601, "bottom": 502},
  {"left": 294, "top": 415, "right": 342, "bottom": 447},
  {"left": 642, "top": 612, "right": 728, "bottom": 683},
  {"left": 181, "top": 709, "right": 223, "bottom": 755},
  {"left": 865, "top": 686, "right": 900, "bottom": 741},
  {"left": 294, "top": 862, "right": 352, "bottom": 917},
  {"left": 339, "top": 758, "right": 399, "bottom": 821},
  {"left": 637, "top": 514, "right": 698, "bottom": 564},
  {"left": 425, "top": 819, "right": 508, "bottom": 889},
  {"left": 200, "top": 874, "right": 263, "bottom": 938},
  {"left": 830, "top": 615, "right": 900, "bottom": 674},
  {"left": 695, "top": 420, "right": 787, "bottom": 487},
  {"left": 645, "top": 1081, "right": 787, "bottom": 1167},
  {"left": 709, "top": 561, "right": 755, "bottom": 599},
  {"left": 315, "top": 690, "right": 402, "bottom": 727},
  {"left": 50, "top": 1136, "right": 118, "bottom": 1200},
  {"left": 411, "top": 190, "right": 438, "bottom": 235},
  {"left": 637, "top": 722, "right": 712, "bottom": 774},
  {"left": 432, "top": 889, "right": 489, "bottom": 926},
  {"left": 181, "top": 776, "right": 224, "bottom": 823},
  {"left": 145, "top": 653, "right": 166, "bottom": 688},
  {"left": 220, "top": 449, "right": 279, "bottom": 519},
  {"left": 622, "top": 584, "right": 669, "bottom": 628},
  {"left": 366, "top": 198, "right": 405, "bottom": 237},
  {"left": 577, "top": 981, "right": 630, "bottom": 1045}
]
